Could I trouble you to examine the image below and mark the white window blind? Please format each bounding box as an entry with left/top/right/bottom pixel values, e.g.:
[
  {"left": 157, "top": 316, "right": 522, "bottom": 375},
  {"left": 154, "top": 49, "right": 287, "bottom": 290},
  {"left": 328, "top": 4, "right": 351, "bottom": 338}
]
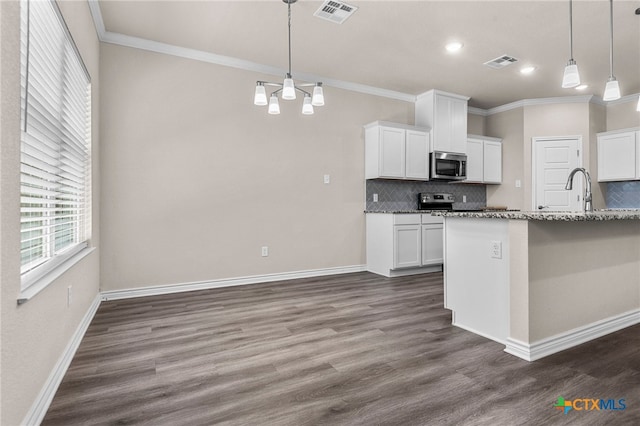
[{"left": 20, "top": 0, "right": 91, "bottom": 290}]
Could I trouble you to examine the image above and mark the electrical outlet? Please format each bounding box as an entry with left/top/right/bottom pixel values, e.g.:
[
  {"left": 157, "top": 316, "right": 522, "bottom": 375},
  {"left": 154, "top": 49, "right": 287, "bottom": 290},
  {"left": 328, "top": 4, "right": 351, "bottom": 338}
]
[
  {"left": 67, "top": 285, "right": 72, "bottom": 306},
  {"left": 462, "top": 195, "right": 467, "bottom": 203},
  {"left": 323, "top": 174, "right": 330, "bottom": 184},
  {"left": 490, "top": 241, "right": 502, "bottom": 259},
  {"left": 515, "top": 179, "right": 522, "bottom": 188},
  {"left": 261, "top": 246, "right": 269, "bottom": 257},
  {"left": 373, "top": 193, "right": 378, "bottom": 202}
]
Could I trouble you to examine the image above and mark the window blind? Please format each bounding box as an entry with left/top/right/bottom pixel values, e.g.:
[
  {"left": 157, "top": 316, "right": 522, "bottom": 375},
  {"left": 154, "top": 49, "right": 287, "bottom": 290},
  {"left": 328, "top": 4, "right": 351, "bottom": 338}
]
[{"left": 20, "top": 0, "right": 91, "bottom": 290}]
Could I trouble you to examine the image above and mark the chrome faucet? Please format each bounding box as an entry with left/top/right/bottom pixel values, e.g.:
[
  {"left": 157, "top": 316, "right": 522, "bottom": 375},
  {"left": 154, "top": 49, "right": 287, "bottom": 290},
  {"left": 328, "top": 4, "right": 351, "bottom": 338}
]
[{"left": 565, "top": 168, "right": 593, "bottom": 212}]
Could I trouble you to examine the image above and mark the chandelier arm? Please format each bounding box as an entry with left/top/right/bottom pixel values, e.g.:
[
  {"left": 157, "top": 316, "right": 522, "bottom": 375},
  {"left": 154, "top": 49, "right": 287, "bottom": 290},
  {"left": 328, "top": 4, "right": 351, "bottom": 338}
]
[
  {"left": 259, "top": 82, "right": 284, "bottom": 88},
  {"left": 293, "top": 86, "right": 312, "bottom": 97}
]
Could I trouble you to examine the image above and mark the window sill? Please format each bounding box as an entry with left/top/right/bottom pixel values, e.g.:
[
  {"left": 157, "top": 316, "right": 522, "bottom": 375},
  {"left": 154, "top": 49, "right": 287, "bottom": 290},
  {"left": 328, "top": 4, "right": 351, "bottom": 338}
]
[{"left": 17, "top": 247, "right": 96, "bottom": 305}]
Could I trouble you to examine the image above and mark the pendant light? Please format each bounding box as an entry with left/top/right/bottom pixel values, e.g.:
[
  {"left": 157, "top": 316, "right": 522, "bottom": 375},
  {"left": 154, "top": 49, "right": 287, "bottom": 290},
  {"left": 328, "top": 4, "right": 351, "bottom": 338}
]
[
  {"left": 253, "top": 0, "right": 325, "bottom": 115},
  {"left": 562, "top": 0, "right": 580, "bottom": 88},
  {"left": 603, "top": 0, "right": 621, "bottom": 101}
]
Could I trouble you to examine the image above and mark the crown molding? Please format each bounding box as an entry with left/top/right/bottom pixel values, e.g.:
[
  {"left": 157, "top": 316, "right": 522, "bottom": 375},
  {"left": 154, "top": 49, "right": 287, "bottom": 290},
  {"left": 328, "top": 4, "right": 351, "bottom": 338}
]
[
  {"left": 86, "top": 1, "right": 637, "bottom": 112},
  {"left": 87, "top": 1, "right": 415, "bottom": 103},
  {"left": 606, "top": 93, "right": 640, "bottom": 106}
]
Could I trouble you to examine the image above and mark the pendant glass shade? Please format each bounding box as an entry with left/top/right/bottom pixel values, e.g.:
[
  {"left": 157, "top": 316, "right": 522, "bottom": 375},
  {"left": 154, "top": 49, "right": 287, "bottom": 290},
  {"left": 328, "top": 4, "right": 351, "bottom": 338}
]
[
  {"left": 268, "top": 94, "right": 280, "bottom": 115},
  {"left": 282, "top": 77, "right": 296, "bottom": 100},
  {"left": 603, "top": 78, "right": 621, "bottom": 101},
  {"left": 302, "top": 94, "right": 314, "bottom": 115},
  {"left": 561, "top": 61, "right": 580, "bottom": 88},
  {"left": 254, "top": 83, "right": 267, "bottom": 106},
  {"left": 311, "top": 84, "right": 325, "bottom": 106}
]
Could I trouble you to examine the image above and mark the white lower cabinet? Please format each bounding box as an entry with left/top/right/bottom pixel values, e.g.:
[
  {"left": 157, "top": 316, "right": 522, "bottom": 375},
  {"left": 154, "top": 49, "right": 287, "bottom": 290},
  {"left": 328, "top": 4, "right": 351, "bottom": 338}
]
[
  {"left": 422, "top": 224, "right": 443, "bottom": 265},
  {"left": 367, "top": 213, "right": 444, "bottom": 277}
]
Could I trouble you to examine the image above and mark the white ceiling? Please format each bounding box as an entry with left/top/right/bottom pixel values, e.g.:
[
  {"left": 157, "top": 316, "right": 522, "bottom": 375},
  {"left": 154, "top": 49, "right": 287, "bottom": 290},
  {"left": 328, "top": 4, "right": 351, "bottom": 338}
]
[{"left": 95, "top": 0, "right": 640, "bottom": 109}]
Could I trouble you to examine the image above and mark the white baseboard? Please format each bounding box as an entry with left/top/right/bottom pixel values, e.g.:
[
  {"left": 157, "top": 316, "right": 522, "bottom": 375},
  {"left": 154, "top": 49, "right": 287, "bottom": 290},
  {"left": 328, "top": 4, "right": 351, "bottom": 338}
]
[
  {"left": 505, "top": 308, "right": 640, "bottom": 361},
  {"left": 101, "top": 265, "right": 367, "bottom": 301},
  {"left": 22, "top": 293, "right": 102, "bottom": 426}
]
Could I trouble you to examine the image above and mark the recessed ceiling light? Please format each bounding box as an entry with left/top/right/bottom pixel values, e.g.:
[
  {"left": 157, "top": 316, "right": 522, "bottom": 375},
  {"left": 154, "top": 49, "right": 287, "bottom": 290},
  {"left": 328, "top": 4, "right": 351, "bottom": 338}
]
[
  {"left": 575, "top": 84, "right": 589, "bottom": 90},
  {"left": 520, "top": 66, "right": 536, "bottom": 74},
  {"left": 445, "top": 42, "right": 463, "bottom": 52}
]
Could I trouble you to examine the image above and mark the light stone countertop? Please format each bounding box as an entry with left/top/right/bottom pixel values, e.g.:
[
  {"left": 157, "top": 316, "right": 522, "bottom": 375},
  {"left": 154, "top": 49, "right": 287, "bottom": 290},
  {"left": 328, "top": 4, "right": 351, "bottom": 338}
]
[{"left": 431, "top": 209, "right": 640, "bottom": 221}]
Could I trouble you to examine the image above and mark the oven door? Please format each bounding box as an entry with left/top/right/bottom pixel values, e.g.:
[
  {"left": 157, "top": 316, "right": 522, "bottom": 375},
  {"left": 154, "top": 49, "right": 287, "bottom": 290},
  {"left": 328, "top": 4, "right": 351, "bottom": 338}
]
[{"left": 431, "top": 152, "right": 467, "bottom": 180}]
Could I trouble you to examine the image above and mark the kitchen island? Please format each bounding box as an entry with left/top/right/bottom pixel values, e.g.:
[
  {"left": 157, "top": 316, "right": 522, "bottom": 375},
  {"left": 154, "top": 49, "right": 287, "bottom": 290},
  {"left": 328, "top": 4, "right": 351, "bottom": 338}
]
[{"left": 435, "top": 210, "right": 640, "bottom": 361}]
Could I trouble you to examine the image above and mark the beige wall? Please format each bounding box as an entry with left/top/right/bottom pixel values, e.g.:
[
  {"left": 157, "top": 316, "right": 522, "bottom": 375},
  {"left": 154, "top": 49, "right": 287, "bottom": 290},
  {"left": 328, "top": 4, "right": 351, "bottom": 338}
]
[
  {"left": 467, "top": 113, "right": 485, "bottom": 136},
  {"left": 0, "top": 1, "right": 100, "bottom": 424},
  {"left": 606, "top": 99, "right": 640, "bottom": 131},
  {"left": 486, "top": 108, "right": 525, "bottom": 210},
  {"left": 485, "top": 101, "right": 609, "bottom": 212},
  {"left": 99, "top": 43, "right": 413, "bottom": 292}
]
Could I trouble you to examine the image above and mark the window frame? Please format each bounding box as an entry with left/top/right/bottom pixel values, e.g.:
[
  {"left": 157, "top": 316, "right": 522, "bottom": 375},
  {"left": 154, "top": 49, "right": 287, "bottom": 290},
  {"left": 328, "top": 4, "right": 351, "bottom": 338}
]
[{"left": 18, "top": 0, "right": 93, "bottom": 304}]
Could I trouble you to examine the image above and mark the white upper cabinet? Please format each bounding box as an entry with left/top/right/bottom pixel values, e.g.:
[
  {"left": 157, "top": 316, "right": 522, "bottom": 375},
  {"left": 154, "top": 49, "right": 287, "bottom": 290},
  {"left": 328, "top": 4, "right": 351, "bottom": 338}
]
[
  {"left": 465, "top": 135, "right": 502, "bottom": 184},
  {"left": 415, "top": 90, "right": 469, "bottom": 154},
  {"left": 466, "top": 138, "right": 484, "bottom": 182},
  {"left": 597, "top": 128, "right": 640, "bottom": 182},
  {"left": 365, "top": 121, "right": 430, "bottom": 180}
]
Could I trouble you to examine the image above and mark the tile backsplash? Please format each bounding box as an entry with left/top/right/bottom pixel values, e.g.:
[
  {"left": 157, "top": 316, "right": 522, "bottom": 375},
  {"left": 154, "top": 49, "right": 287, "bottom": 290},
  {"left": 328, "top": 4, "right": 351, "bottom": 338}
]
[
  {"left": 606, "top": 181, "right": 640, "bottom": 209},
  {"left": 365, "top": 179, "right": 486, "bottom": 211}
]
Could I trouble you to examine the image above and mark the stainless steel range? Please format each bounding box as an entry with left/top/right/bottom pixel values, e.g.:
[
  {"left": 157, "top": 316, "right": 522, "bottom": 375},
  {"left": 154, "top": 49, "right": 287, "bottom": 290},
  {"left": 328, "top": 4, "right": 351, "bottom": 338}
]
[{"left": 417, "top": 192, "right": 455, "bottom": 211}]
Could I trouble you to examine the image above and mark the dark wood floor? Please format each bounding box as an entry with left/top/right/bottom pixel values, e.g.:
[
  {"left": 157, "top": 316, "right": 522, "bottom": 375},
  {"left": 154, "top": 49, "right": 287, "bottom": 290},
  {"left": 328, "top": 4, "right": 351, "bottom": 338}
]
[{"left": 43, "top": 272, "right": 639, "bottom": 425}]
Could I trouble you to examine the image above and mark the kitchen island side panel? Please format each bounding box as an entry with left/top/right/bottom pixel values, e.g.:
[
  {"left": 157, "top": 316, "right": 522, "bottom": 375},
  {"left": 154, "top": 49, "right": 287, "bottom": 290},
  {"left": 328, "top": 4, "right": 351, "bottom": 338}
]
[
  {"left": 527, "top": 220, "right": 640, "bottom": 342},
  {"left": 444, "top": 217, "right": 509, "bottom": 343}
]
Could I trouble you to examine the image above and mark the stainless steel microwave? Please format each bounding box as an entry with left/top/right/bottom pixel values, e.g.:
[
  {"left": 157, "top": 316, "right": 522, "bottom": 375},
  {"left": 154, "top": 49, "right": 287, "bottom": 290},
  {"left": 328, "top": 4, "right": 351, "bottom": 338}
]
[{"left": 430, "top": 151, "right": 467, "bottom": 180}]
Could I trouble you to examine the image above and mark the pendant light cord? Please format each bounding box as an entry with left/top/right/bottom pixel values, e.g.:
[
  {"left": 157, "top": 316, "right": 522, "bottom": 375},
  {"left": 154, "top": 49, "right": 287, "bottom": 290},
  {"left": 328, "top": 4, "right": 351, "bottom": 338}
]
[
  {"left": 608, "top": 0, "right": 614, "bottom": 78},
  {"left": 569, "top": 0, "right": 574, "bottom": 60},
  {"left": 287, "top": 1, "right": 292, "bottom": 77}
]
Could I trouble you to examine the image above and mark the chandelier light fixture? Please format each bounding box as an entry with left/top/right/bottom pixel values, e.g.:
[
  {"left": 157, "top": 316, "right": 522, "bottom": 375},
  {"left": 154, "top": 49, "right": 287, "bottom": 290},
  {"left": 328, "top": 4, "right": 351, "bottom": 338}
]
[
  {"left": 561, "top": 0, "right": 580, "bottom": 88},
  {"left": 602, "top": 0, "right": 621, "bottom": 101},
  {"left": 253, "top": 0, "right": 324, "bottom": 115}
]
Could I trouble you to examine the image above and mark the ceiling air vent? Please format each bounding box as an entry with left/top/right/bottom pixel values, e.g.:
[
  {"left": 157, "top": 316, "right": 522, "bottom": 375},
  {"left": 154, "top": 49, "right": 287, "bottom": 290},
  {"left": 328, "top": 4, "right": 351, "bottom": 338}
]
[
  {"left": 483, "top": 55, "right": 519, "bottom": 69},
  {"left": 314, "top": 0, "right": 358, "bottom": 24}
]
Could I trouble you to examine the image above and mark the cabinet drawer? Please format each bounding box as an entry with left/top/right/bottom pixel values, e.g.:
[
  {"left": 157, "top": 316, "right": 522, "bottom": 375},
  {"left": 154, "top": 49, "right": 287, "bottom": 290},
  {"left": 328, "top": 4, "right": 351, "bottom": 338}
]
[
  {"left": 422, "top": 214, "right": 443, "bottom": 224},
  {"left": 394, "top": 214, "right": 421, "bottom": 225}
]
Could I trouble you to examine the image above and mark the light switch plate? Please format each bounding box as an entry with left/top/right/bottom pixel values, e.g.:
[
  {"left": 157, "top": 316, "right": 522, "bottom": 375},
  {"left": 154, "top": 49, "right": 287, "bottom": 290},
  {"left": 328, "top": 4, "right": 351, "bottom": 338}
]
[{"left": 323, "top": 174, "right": 330, "bottom": 184}]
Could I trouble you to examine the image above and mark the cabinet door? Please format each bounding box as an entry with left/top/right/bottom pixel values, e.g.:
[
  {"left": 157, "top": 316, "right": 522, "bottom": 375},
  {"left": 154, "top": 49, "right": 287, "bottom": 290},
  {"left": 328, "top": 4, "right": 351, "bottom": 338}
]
[
  {"left": 394, "top": 225, "right": 422, "bottom": 269},
  {"left": 433, "top": 94, "right": 467, "bottom": 154},
  {"left": 465, "top": 138, "right": 484, "bottom": 182},
  {"left": 449, "top": 98, "right": 468, "bottom": 154},
  {"left": 379, "top": 127, "right": 405, "bottom": 178},
  {"left": 432, "top": 95, "right": 452, "bottom": 153},
  {"left": 405, "top": 130, "right": 429, "bottom": 179},
  {"left": 597, "top": 132, "right": 637, "bottom": 181},
  {"left": 483, "top": 141, "right": 502, "bottom": 183},
  {"left": 422, "top": 225, "right": 443, "bottom": 265}
]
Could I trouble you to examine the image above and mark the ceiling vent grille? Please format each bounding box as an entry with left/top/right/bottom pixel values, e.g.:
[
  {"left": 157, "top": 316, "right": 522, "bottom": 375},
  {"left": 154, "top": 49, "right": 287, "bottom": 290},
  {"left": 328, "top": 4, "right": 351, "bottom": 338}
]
[
  {"left": 314, "top": 0, "right": 358, "bottom": 24},
  {"left": 483, "top": 55, "right": 519, "bottom": 69}
]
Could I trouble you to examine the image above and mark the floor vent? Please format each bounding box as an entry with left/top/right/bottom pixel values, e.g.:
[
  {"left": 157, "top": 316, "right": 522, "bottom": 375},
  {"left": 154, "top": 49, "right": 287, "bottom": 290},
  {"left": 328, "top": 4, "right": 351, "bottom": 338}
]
[
  {"left": 314, "top": 0, "right": 358, "bottom": 24},
  {"left": 484, "top": 55, "right": 519, "bottom": 69}
]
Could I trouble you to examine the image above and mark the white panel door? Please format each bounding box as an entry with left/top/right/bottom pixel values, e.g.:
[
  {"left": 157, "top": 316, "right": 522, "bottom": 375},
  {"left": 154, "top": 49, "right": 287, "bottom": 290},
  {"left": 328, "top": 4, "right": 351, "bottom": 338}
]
[
  {"left": 379, "top": 127, "right": 405, "bottom": 178},
  {"left": 450, "top": 98, "right": 468, "bottom": 154},
  {"left": 405, "top": 130, "right": 429, "bottom": 179},
  {"left": 433, "top": 95, "right": 451, "bottom": 152},
  {"left": 393, "top": 225, "right": 422, "bottom": 269},
  {"left": 533, "top": 138, "right": 581, "bottom": 211}
]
